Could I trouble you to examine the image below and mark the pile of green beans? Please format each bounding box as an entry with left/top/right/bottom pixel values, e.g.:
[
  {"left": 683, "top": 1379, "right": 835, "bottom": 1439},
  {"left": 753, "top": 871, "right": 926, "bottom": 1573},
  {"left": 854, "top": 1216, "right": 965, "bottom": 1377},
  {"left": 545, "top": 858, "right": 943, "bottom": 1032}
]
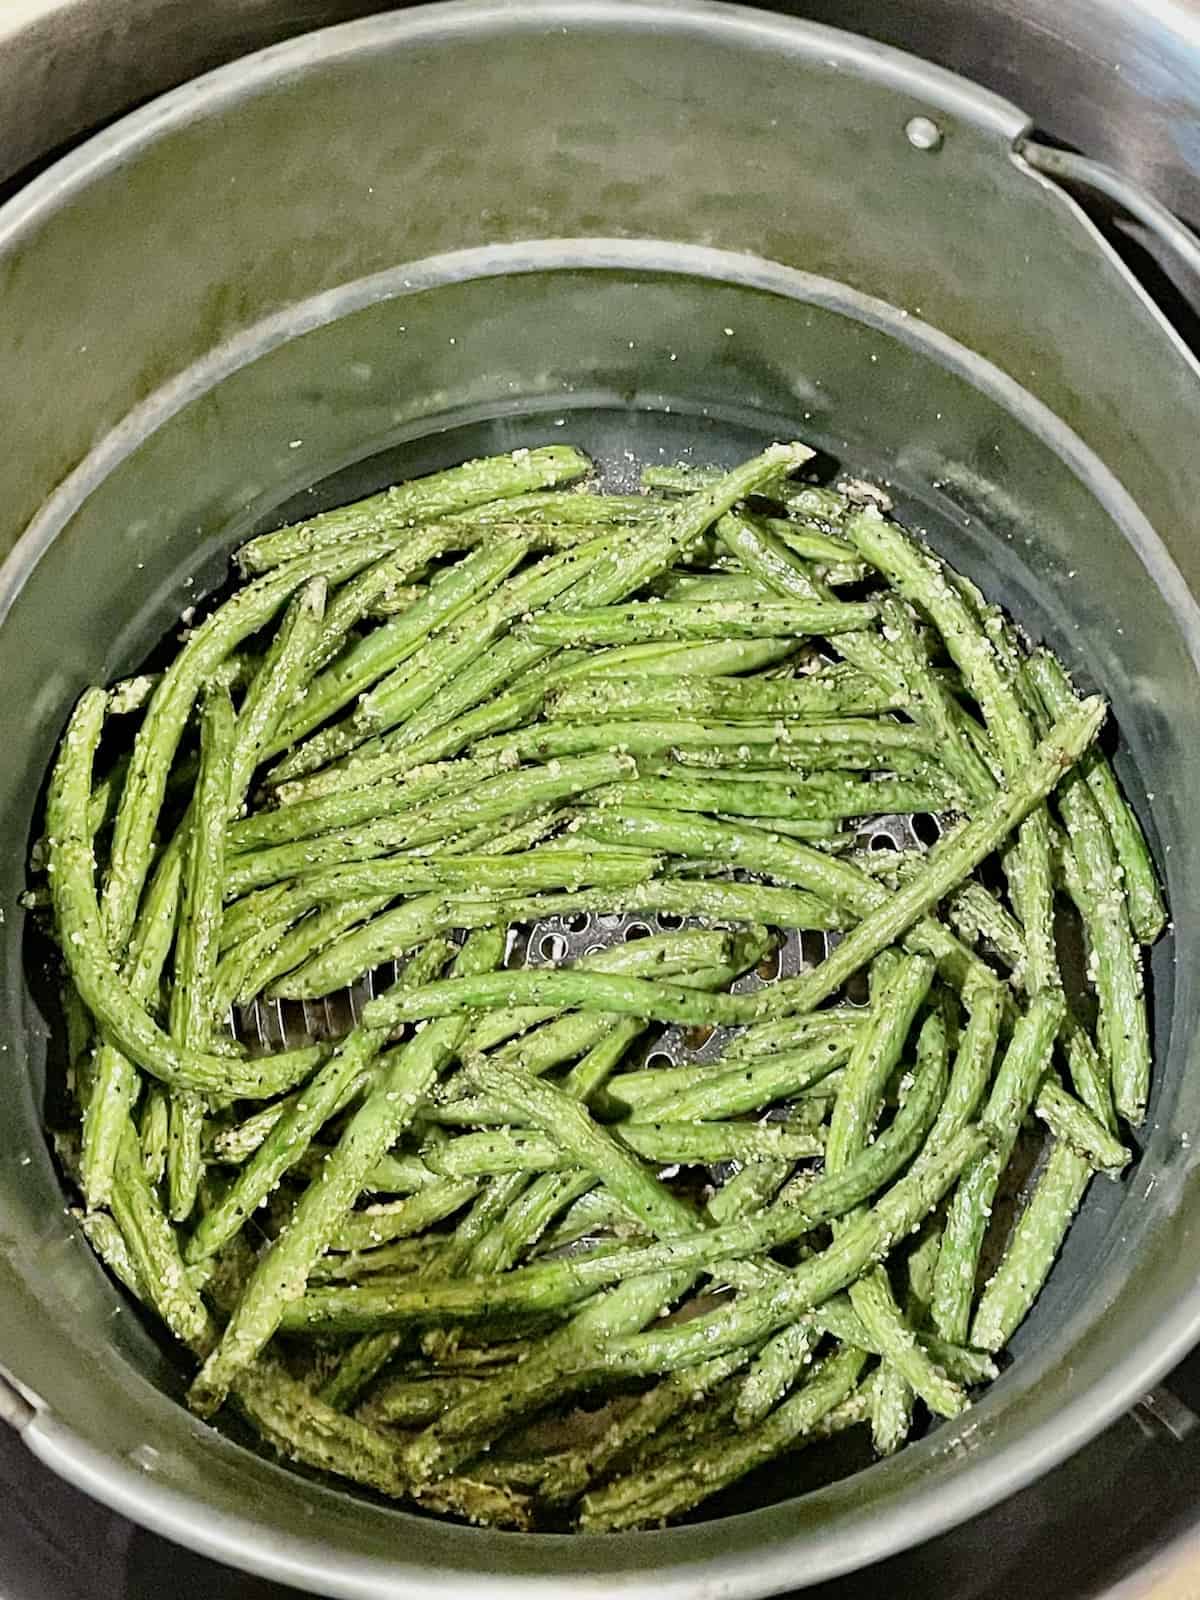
[{"left": 31, "top": 440, "right": 1165, "bottom": 1531}]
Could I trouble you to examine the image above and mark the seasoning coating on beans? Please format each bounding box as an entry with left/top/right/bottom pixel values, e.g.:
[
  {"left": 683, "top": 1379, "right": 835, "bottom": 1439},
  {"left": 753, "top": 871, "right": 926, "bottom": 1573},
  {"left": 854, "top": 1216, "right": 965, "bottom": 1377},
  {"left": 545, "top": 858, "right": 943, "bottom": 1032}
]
[{"left": 30, "top": 442, "right": 1162, "bottom": 1529}]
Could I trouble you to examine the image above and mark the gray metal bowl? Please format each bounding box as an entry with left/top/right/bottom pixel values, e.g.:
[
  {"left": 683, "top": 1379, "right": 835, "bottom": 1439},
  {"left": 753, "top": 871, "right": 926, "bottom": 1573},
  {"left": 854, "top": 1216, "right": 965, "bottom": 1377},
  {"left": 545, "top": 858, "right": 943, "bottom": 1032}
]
[{"left": 2, "top": 4, "right": 1199, "bottom": 1595}]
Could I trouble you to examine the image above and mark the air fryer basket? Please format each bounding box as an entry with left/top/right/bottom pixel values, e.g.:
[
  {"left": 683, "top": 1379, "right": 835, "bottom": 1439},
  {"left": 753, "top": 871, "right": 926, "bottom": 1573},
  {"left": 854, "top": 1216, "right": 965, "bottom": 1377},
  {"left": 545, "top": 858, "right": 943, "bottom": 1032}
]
[{"left": 2, "top": 5, "right": 1200, "bottom": 1597}]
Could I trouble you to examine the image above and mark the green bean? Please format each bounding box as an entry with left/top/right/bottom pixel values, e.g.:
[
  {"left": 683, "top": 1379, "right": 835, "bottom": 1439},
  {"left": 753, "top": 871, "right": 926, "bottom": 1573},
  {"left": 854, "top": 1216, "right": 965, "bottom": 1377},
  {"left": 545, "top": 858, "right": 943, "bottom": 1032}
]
[
  {"left": 226, "top": 751, "right": 633, "bottom": 895},
  {"left": 460, "top": 930, "right": 730, "bottom": 1056},
  {"left": 530, "top": 875, "right": 844, "bottom": 932},
  {"left": 272, "top": 540, "right": 618, "bottom": 782},
  {"left": 545, "top": 1348, "right": 756, "bottom": 1506},
  {"left": 1059, "top": 1018, "right": 1117, "bottom": 1138},
  {"left": 525, "top": 598, "right": 879, "bottom": 647},
  {"left": 111, "top": 1117, "right": 219, "bottom": 1355},
  {"left": 590, "top": 1063, "right": 731, "bottom": 1119},
  {"left": 308, "top": 1236, "right": 441, "bottom": 1284},
  {"left": 164, "top": 1094, "right": 204, "bottom": 1221},
  {"left": 735, "top": 1318, "right": 825, "bottom": 1429},
  {"left": 260, "top": 843, "right": 656, "bottom": 925},
  {"left": 603, "top": 1156, "right": 977, "bottom": 1387},
  {"left": 418, "top": 1095, "right": 539, "bottom": 1128},
  {"left": 224, "top": 798, "right": 562, "bottom": 954},
  {"left": 429, "top": 1121, "right": 824, "bottom": 1176},
  {"left": 944, "top": 880, "right": 1026, "bottom": 970},
  {"left": 712, "top": 509, "right": 911, "bottom": 694},
  {"left": 420, "top": 1131, "right": 564, "bottom": 1177},
  {"left": 467, "top": 1061, "right": 700, "bottom": 1240},
  {"left": 940, "top": 873, "right": 1118, "bottom": 1136},
  {"left": 48, "top": 689, "right": 327, "bottom": 1097},
  {"left": 327, "top": 1182, "right": 531, "bottom": 1412},
  {"left": 285, "top": 1144, "right": 436, "bottom": 1195},
  {"left": 231, "top": 754, "right": 513, "bottom": 850},
  {"left": 585, "top": 773, "right": 954, "bottom": 821},
  {"left": 475, "top": 715, "right": 939, "bottom": 770},
  {"left": 969, "top": 1140, "right": 1093, "bottom": 1352},
  {"left": 597, "top": 1383, "right": 746, "bottom": 1486},
  {"left": 825, "top": 954, "right": 934, "bottom": 1181},
  {"left": 925, "top": 982, "right": 1004, "bottom": 1147},
  {"left": 139, "top": 1087, "right": 169, "bottom": 1186},
  {"left": 643, "top": 463, "right": 852, "bottom": 537},
  {"left": 717, "top": 814, "right": 843, "bottom": 841},
  {"left": 78, "top": 1207, "right": 149, "bottom": 1299},
  {"left": 625, "top": 1033, "right": 852, "bottom": 1123},
  {"left": 475, "top": 1173, "right": 599, "bottom": 1276},
  {"left": 112, "top": 1129, "right": 528, "bottom": 1520},
  {"left": 268, "top": 547, "right": 531, "bottom": 769},
  {"left": 879, "top": 1215, "right": 948, "bottom": 1452},
  {"left": 757, "top": 514, "right": 861, "bottom": 569},
  {"left": 746, "top": 697, "right": 1106, "bottom": 1020},
  {"left": 554, "top": 637, "right": 796, "bottom": 680},
  {"left": 851, "top": 1268, "right": 964, "bottom": 1417},
  {"left": 323, "top": 1157, "right": 556, "bottom": 1411},
  {"left": 207, "top": 1096, "right": 294, "bottom": 1165},
  {"left": 185, "top": 938, "right": 453, "bottom": 1265},
  {"left": 1026, "top": 650, "right": 1164, "bottom": 943},
  {"left": 452, "top": 802, "right": 567, "bottom": 858},
  {"left": 314, "top": 538, "right": 525, "bottom": 684},
  {"left": 876, "top": 595, "right": 998, "bottom": 804},
  {"left": 452, "top": 1024, "right": 658, "bottom": 1307},
  {"left": 358, "top": 1374, "right": 483, "bottom": 1428},
  {"left": 325, "top": 1181, "right": 485, "bottom": 1254},
  {"left": 461, "top": 490, "right": 663, "bottom": 526},
  {"left": 242, "top": 1354, "right": 536, "bottom": 1528},
  {"left": 229, "top": 576, "right": 328, "bottom": 797},
  {"left": 166, "top": 686, "right": 236, "bottom": 1221},
  {"left": 931, "top": 990, "right": 1064, "bottom": 1343},
  {"left": 537, "top": 1185, "right": 648, "bottom": 1250},
  {"left": 360, "top": 1151, "right": 440, "bottom": 1194},
  {"left": 581, "top": 1344, "right": 868, "bottom": 1530},
  {"left": 549, "top": 669, "right": 906, "bottom": 723},
  {"left": 189, "top": 929, "right": 504, "bottom": 1415},
  {"left": 253, "top": 888, "right": 549, "bottom": 996},
  {"left": 223, "top": 846, "right": 653, "bottom": 993},
  {"left": 720, "top": 1008, "right": 865, "bottom": 1061},
  {"left": 1033, "top": 1077, "right": 1129, "bottom": 1173},
  {"left": 369, "top": 967, "right": 749, "bottom": 1031},
  {"left": 1045, "top": 738, "right": 1150, "bottom": 1127},
  {"left": 81, "top": 839, "right": 183, "bottom": 1206},
  {"left": 846, "top": 508, "right": 1058, "bottom": 998},
  {"left": 236, "top": 445, "right": 591, "bottom": 574},
  {"left": 42, "top": 439, "right": 1167, "bottom": 1525},
  {"left": 212, "top": 910, "right": 294, "bottom": 1012}
]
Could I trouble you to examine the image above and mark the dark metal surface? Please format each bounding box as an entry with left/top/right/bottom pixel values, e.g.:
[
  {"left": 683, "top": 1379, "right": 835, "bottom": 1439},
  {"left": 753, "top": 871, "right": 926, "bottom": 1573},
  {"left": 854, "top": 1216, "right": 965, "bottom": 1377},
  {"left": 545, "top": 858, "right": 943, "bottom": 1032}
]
[
  {"left": 5, "top": 0, "right": 1200, "bottom": 227},
  {"left": 772, "top": 0, "right": 1200, "bottom": 229},
  {"left": 1, "top": 2, "right": 1200, "bottom": 1597}
]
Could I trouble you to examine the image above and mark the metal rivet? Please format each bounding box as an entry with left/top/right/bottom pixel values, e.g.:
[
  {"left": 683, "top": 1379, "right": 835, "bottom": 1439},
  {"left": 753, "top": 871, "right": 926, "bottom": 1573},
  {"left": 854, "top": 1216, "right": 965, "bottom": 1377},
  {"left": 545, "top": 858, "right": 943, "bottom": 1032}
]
[{"left": 905, "top": 115, "right": 943, "bottom": 151}]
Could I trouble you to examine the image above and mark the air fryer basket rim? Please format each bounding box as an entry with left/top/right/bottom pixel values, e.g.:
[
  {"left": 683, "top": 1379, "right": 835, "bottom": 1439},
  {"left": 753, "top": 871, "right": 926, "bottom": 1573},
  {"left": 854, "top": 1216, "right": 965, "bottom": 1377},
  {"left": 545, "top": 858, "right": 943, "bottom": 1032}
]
[{"left": 2, "top": 4, "right": 1200, "bottom": 1597}]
